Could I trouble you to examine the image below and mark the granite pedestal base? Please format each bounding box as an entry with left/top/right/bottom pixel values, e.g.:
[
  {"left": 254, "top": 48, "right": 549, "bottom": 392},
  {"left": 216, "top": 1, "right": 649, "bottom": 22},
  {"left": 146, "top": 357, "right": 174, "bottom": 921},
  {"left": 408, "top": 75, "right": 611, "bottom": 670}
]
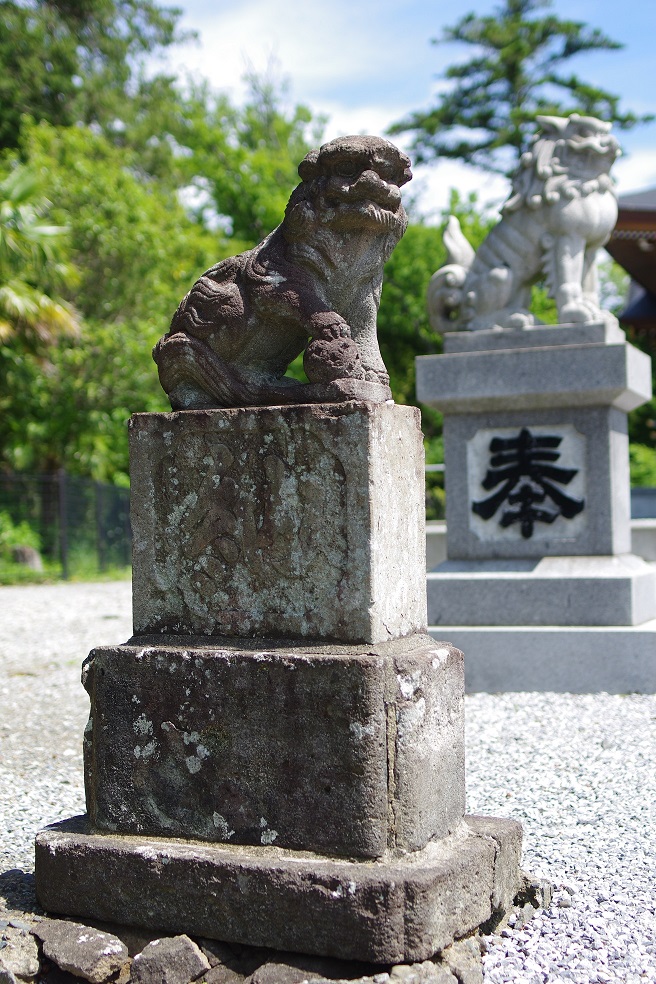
[
  {"left": 35, "top": 814, "right": 523, "bottom": 965},
  {"left": 429, "top": 622, "right": 656, "bottom": 693},
  {"left": 129, "top": 403, "right": 427, "bottom": 644},
  {"left": 35, "top": 401, "right": 527, "bottom": 959}
]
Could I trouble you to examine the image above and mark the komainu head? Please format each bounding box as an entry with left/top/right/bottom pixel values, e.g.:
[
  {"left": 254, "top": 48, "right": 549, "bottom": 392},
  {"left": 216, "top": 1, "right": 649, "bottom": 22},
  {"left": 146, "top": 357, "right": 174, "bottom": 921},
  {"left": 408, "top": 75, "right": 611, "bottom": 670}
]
[
  {"left": 503, "top": 113, "right": 620, "bottom": 216},
  {"left": 284, "top": 135, "right": 412, "bottom": 246}
]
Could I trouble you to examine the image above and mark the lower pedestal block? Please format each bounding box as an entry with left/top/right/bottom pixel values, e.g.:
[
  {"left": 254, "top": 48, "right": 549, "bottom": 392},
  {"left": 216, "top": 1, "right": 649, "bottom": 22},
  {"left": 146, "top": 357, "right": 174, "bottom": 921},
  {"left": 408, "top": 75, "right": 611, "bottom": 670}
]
[
  {"left": 35, "top": 815, "right": 522, "bottom": 964},
  {"left": 82, "top": 634, "right": 465, "bottom": 859}
]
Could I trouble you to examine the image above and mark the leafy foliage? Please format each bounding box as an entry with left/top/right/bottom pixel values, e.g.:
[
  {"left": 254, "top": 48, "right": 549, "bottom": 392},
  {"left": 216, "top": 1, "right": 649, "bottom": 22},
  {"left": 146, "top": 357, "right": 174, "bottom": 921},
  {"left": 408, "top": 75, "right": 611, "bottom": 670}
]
[
  {"left": 629, "top": 444, "right": 656, "bottom": 487},
  {"left": 0, "top": 0, "right": 189, "bottom": 153},
  {"left": 0, "top": 76, "right": 323, "bottom": 481},
  {"left": 0, "top": 510, "right": 40, "bottom": 551},
  {"left": 0, "top": 118, "right": 227, "bottom": 480},
  {"left": 177, "top": 73, "right": 323, "bottom": 244},
  {"left": 389, "top": 0, "right": 652, "bottom": 174},
  {"left": 0, "top": 164, "right": 78, "bottom": 348}
]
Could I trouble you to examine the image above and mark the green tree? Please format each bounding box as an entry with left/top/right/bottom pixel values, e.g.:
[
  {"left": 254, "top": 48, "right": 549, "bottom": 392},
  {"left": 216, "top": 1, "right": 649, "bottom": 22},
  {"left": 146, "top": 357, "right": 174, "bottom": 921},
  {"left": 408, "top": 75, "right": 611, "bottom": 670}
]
[
  {"left": 0, "top": 164, "right": 78, "bottom": 350},
  {"left": 0, "top": 121, "right": 220, "bottom": 481},
  {"left": 378, "top": 190, "right": 496, "bottom": 466},
  {"left": 389, "top": 0, "right": 651, "bottom": 175},
  {"left": 0, "top": 0, "right": 189, "bottom": 153},
  {"left": 180, "top": 72, "right": 324, "bottom": 244}
]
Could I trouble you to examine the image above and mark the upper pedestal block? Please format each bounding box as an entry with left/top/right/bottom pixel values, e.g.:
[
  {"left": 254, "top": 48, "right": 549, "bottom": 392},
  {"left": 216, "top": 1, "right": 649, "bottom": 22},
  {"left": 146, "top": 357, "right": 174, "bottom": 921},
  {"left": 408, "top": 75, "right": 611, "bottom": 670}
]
[
  {"left": 416, "top": 323, "right": 652, "bottom": 415},
  {"left": 129, "top": 401, "right": 426, "bottom": 644},
  {"left": 416, "top": 325, "right": 653, "bottom": 562}
]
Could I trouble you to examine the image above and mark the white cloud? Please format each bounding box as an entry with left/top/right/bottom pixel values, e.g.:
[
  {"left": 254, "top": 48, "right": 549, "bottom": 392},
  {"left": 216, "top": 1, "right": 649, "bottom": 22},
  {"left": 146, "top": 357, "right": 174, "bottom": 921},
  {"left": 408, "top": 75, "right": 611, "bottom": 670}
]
[{"left": 170, "top": 0, "right": 431, "bottom": 103}]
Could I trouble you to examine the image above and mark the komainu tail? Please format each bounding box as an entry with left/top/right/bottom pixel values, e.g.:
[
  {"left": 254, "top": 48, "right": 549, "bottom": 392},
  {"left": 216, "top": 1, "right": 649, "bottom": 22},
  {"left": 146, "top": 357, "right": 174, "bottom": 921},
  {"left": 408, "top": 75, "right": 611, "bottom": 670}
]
[
  {"left": 426, "top": 216, "right": 474, "bottom": 334},
  {"left": 443, "top": 215, "right": 475, "bottom": 268}
]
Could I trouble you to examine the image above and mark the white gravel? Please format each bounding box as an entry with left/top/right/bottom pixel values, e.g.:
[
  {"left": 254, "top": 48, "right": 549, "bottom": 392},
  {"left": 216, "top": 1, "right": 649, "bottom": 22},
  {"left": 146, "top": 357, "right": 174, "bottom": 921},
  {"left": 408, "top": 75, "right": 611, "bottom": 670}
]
[{"left": 1, "top": 581, "right": 655, "bottom": 982}]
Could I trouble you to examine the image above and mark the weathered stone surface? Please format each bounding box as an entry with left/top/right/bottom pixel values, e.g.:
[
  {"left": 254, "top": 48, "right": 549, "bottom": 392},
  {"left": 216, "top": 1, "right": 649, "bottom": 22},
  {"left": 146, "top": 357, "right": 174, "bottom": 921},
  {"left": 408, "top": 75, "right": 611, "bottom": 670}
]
[
  {"left": 154, "top": 136, "right": 411, "bottom": 410},
  {"left": 0, "top": 925, "right": 39, "bottom": 981},
  {"left": 515, "top": 872, "right": 554, "bottom": 912},
  {"left": 38, "top": 969, "right": 88, "bottom": 984},
  {"left": 427, "top": 115, "right": 619, "bottom": 334},
  {"left": 129, "top": 402, "right": 426, "bottom": 644},
  {"left": 34, "top": 816, "right": 521, "bottom": 965},
  {"left": 82, "top": 636, "right": 464, "bottom": 857},
  {"left": 464, "top": 816, "right": 522, "bottom": 916},
  {"left": 130, "top": 936, "right": 210, "bottom": 984},
  {"left": 241, "top": 951, "right": 378, "bottom": 983},
  {"left": 198, "top": 940, "right": 270, "bottom": 979},
  {"left": 84, "top": 926, "right": 171, "bottom": 960},
  {"left": 389, "top": 963, "right": 456, "bottom": 983},
  {"left": 201, "top": 965, "right": 244, "bottom": 984},
  {"left": 245, "top": 962, "right": 323, "bottom": 983},
  {"left": 32, "top": 920, "right": 127, "bottom": 984}
]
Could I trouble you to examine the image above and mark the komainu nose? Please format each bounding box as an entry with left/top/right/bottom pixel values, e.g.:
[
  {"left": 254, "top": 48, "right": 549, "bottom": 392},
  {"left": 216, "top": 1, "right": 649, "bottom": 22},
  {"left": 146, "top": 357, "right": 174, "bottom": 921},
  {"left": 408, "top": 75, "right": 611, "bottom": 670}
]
[{"left": 356, "top": 169, "right": 401, "bottom": 207}]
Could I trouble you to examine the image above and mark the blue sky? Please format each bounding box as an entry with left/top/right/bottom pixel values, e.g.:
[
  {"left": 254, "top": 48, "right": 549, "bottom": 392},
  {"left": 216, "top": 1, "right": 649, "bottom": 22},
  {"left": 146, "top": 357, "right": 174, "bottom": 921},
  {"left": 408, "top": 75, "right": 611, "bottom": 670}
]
[{"left": 162, "top": 0, "right": 656, "bottom": 215}]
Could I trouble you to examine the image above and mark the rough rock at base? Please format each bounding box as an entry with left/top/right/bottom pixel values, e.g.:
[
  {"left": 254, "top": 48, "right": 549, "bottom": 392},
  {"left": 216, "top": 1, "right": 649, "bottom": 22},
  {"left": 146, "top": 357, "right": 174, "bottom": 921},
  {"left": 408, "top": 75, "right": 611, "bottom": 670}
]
[
  {"left": 130, "top": 936, "right": 210, "bottom": 984},
  {"left": 32, "top": 920, "right": 128, "bottom": 984},
  {"left": 0, "top": 925, "right": 39, "bottom": 981}
]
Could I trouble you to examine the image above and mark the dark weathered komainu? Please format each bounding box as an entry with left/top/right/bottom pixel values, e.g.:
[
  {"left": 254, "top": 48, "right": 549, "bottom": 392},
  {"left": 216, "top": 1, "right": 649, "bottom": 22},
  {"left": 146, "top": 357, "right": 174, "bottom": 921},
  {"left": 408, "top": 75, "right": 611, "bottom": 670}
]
[{"left": 154, "top": 135, "right": 412, "bottom": 409}]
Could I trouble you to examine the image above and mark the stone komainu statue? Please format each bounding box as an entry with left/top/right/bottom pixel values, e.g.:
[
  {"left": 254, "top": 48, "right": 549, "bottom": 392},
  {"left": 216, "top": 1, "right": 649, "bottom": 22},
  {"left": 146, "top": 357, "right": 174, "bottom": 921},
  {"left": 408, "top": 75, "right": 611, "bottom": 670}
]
[
  {"left": 427, "top": 114, "right": 620, "bottom": 333},
  {"left": 154, "top": 136, "right": 412, "bottom": 409}
]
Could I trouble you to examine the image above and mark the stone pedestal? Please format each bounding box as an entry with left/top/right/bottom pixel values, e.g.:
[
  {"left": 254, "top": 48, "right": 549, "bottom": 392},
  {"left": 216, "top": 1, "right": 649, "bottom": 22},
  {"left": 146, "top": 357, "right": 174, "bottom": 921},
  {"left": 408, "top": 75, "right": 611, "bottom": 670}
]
[
  {"left": 417, "top": 324, "right": 656, "bottom": 691},
  {"left": 129, "top": 404, "right": 426, "bottom": 643},
  {"left": 35, "top": 401, "right": 523, "bottom": 962}
]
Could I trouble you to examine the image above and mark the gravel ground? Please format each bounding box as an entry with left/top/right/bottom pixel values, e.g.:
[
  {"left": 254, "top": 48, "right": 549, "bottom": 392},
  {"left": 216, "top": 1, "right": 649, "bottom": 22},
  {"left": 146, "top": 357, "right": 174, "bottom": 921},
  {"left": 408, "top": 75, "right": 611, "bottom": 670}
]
[{"left": 1, "top": 581, "right": 655, "bottom": 983}]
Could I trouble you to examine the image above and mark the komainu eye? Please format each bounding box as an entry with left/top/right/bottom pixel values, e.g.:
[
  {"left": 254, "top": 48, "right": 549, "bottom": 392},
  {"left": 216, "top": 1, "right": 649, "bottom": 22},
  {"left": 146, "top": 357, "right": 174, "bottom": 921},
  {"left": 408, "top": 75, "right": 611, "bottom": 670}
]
[{"left": 334, "top": 160, "right": 359, "bottom": 178}]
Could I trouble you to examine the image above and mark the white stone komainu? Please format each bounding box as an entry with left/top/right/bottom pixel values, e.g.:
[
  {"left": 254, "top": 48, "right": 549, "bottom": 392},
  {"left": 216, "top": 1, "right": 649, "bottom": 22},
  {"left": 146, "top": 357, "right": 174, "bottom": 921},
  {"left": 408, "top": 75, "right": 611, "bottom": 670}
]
[{"left": 427, "top": 115, "right": 621, "bottom": 335}]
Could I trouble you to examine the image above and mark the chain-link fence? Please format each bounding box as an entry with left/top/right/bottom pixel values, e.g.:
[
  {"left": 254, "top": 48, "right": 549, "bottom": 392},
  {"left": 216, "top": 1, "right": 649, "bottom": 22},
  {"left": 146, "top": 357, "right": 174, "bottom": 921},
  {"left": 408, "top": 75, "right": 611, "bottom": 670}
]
[{"left": 0, "top": 471, "right": 131, "bottom": 579}]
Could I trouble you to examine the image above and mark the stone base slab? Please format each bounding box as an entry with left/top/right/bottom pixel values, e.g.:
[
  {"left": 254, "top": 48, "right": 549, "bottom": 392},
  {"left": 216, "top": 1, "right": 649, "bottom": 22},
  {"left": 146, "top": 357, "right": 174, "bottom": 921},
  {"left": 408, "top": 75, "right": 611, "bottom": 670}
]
[
  {"left": 427, "top": 555, "right": 656, "bottom": 626},
  {"left": 35, "top": 815, "right": 522, "bottom": 965},
  {"left": 442, "top": 321, "right": 625, "bottom": 353},
  {"left": 429, "top": 623, "right": 656, "bottom": 693}
]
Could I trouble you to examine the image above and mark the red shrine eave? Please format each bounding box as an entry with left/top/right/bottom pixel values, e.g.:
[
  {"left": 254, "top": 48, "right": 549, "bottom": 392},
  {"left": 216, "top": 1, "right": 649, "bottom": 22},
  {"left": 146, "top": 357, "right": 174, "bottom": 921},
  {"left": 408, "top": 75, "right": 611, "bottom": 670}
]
[{"left": 606, "top": 187, "right": 656, "bottom": 347}]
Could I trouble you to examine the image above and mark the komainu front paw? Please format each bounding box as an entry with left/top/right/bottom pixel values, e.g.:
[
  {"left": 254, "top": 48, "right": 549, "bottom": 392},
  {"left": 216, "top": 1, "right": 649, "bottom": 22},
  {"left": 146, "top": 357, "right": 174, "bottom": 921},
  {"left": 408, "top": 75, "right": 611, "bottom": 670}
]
[
  {"left": 559, "top": 300, "right": 601, "bottom": 324},
  {"left": 303, "top": 335, "right": 365, "bottom": 383}
]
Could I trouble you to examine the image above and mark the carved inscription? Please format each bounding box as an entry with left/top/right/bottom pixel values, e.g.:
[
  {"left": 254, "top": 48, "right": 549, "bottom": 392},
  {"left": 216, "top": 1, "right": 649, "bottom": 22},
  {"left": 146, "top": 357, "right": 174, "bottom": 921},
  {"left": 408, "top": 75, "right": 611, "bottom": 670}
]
[
  {"left": 472, "top": 428, "right": 585, "bottom": 539},
  {"left": 468, "top": 424, "right": 587, "bottom": 544}
]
